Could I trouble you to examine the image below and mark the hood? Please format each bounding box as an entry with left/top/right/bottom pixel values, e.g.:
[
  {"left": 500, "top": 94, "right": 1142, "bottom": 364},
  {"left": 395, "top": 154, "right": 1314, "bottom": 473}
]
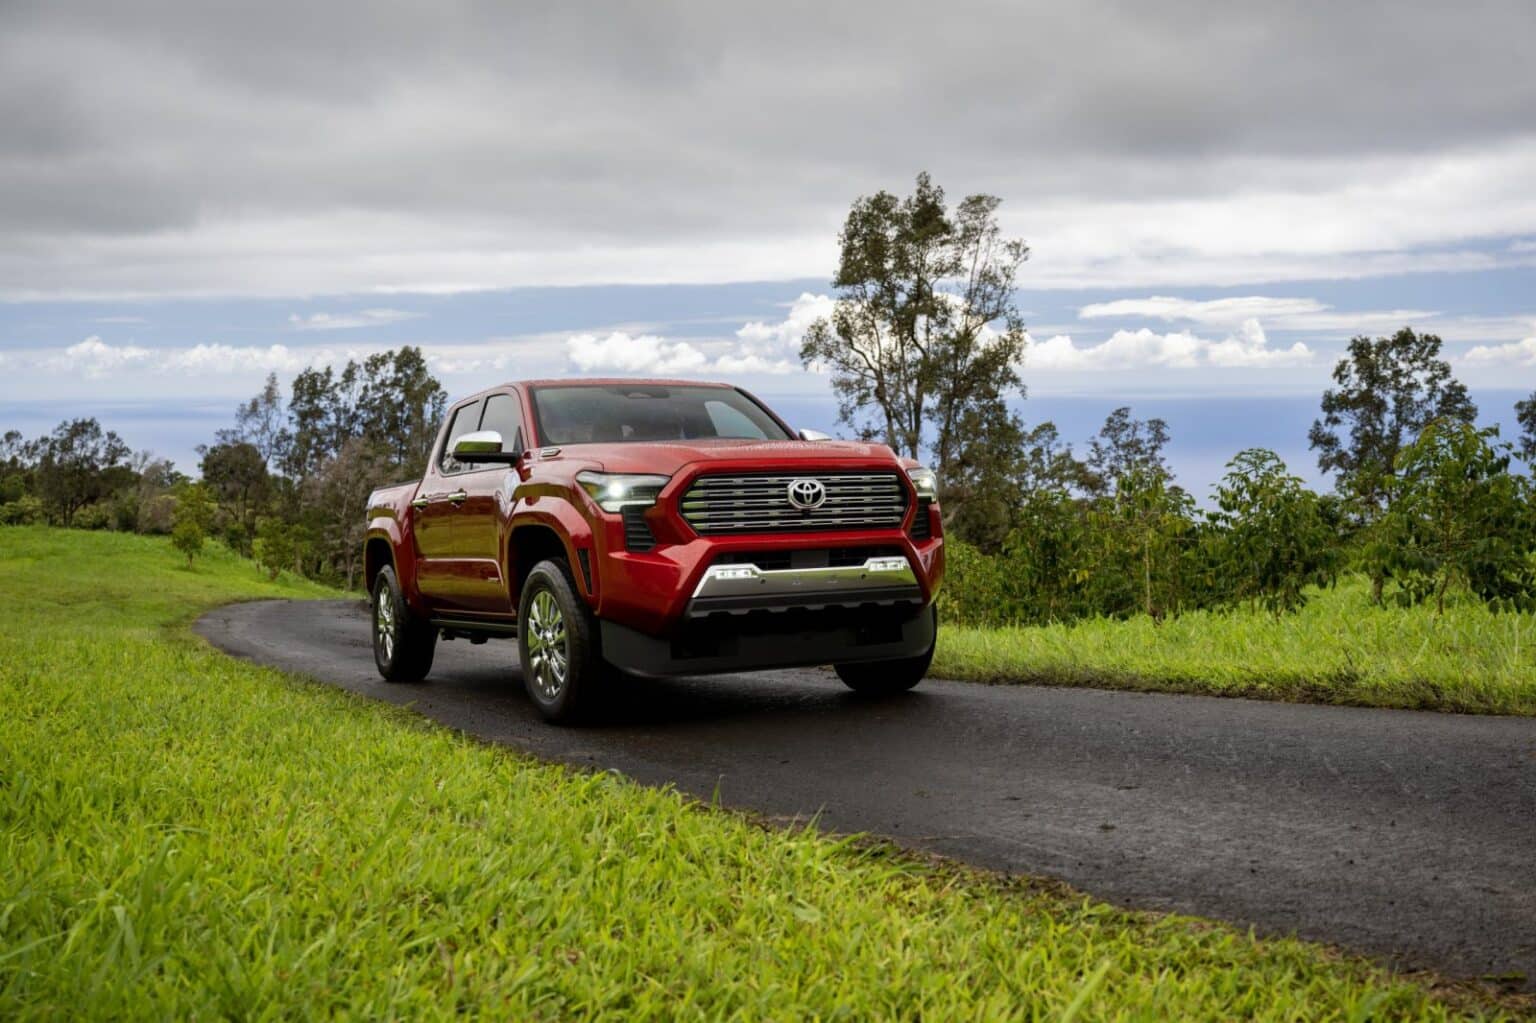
[{"left": 542, "top": 437, "right": 904, "bottom": 476}]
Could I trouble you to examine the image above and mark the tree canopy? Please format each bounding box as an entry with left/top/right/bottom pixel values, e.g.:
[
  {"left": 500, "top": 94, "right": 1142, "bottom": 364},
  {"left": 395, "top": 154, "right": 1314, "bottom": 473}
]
[
  {"left": 1308, "top": 328, "right": 1475, "bottom": 515},
  {"left": 800, "top": 172, "right": 1029, "bottom": 494}
]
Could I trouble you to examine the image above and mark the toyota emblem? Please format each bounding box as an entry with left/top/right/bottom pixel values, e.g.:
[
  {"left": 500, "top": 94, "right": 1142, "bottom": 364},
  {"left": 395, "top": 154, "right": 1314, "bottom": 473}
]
[{"left": 786, "top": 478, "right": 827, "bottom": 510}]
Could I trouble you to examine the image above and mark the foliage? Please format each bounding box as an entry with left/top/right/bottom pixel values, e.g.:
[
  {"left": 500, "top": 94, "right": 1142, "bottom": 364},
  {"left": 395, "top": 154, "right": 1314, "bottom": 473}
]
[
  {"left": 1206, "top": 449, "right": 1337, "bottom": 613},
  {"left": 0, "top": 494, "right": 45, "bottom": 525},
  {"left": 31, "top": 417, "right": 133, "bottom": 526},
  {"left": 0, "top": 526, "right": 1495, "bottom": 1019},
  {"left": 170, "top": 481, "right": 214, "bottom": 566},
  {"left": 253, "top": 517, "right": 304, "bottom": 581},
  {"left": 72, "top": 502, "right": 114, "bottom": 531},
  {"left": 800, "top": 172, "right": 1029, "bottom": 496},
  {"left": 199, "top": 440, "right": 270, "bottom": 531},
  {"left": 1375, "top": 420, "right": 1535, "bottom": 612},
  {"left": 935, "top": 573, "right": 1536, "bottom": 717},
  {"left": 214, "top": 371, "right": 289, "bottom": 466},
  {"left": 1083, "top": 407, "right": 1171, "bottom": 497},
  {"left": 1308, "top": 328, "right": 1476, "bottom": 517},
  {"left": 1517, "top": 390, "right": 1536, "bottom": 465},
  {"left": 1093, "top": 467, "right": 1196, "bottom": 620}
]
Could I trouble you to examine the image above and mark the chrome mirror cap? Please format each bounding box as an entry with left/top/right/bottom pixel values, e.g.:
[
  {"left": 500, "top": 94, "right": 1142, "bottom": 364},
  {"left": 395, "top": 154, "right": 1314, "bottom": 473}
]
[
  {"left": 453, "top": 430, "right": 504, "bottom": 457},
  {"left": 453, "top": 430, "right": 521, "bottom": 463},
  {"left": 798, "top": 428, "right": 832, "bottom": 441}
]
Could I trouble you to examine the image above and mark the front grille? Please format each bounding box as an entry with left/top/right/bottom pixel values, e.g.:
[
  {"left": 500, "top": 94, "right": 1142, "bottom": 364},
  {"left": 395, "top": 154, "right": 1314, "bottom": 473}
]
[
  {"left": 622, "top": 506, "right": 657, "bottom": 551},
  {"left": 680, "top": 472, "right": 907, "bottom": 535}
]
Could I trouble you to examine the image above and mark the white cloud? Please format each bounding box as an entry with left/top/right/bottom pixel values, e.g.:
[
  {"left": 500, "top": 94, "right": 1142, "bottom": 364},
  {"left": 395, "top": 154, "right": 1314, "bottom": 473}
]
[
  {"left": 1462, "top": 336, "right": 1536, "bottom": 367},
  {"left": 48, "top": 336, "right": 154, "bottom": 377},
  {"left": 1026, "top": 319, "right": 1313, "bottom": 371},
  {"left": 1080, "top": 295, "right": 1328, "bottom": 324},
  {"left": 160, "top": 343, "right": 312, "bottom": 374},
  {"left": 726, "top": 292, "right": 833, "bottom": 374},
  {"left": 1077, "top": 294, "right": 1437, "bottom": 334},
  {"left": 288, "top": 308, "right": 422, "bottom": 331},
  {"left": 564, "top": 297, "right": 837, "bottom": 377},
  {"left": 566, "top": 332, "right": 709, "bottom": 375}
]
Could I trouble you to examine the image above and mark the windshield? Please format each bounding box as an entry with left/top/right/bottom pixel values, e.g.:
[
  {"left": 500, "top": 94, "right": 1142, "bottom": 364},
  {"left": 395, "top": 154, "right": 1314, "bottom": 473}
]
[{"left": 530, "top": 385, "right": 794, "bottom": 445}]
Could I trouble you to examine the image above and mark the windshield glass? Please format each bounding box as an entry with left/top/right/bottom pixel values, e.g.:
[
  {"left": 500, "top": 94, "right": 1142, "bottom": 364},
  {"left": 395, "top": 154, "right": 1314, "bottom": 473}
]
[{"left": 530, "top": 385, "right": 793, "bottom": 445}]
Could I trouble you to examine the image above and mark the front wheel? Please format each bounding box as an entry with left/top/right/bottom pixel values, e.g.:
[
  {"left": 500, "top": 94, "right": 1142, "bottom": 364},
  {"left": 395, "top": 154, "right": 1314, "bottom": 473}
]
[
  {"left": 518, "top": 559, "right": 604, "bottom": 724},
  {"left": 372, "top": 565, "right": 436, "bottom": 682},
  {"left": 834, "top": 609, "right": 935, "bottom": 695}
]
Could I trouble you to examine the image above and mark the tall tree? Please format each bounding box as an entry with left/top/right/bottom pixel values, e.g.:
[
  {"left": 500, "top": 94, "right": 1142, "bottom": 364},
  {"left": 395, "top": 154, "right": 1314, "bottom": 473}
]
[
  {"left": 217, "top": 372, "right": 290, "bottom": 468},
  {"left": 199, "top": 441, "right": 270, "bottom": 531},
  {"left": 1083, "top": 407, "right": 1171, "bottom": 496},
  {"left": 800, "top": 173, "right": 1029, "bottom": 490},
  {"left": 1516, "top": 391, "right": 1536, "bottom": 465},
  {"left": 1308, "top": 327, "right": 1476, "bottom": 514},
  {"left": 353, "top": 347, "right": 447, "bottom": 476},
  {"left": 34, "top": 418, "right": 132, "bottom": 526},
  {"left": 281, "top": 365, "right": 347, "bottom": 482}
]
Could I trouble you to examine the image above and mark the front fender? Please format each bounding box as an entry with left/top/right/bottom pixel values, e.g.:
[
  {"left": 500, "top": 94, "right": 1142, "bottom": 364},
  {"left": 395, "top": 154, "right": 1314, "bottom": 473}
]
[{"left": 506, "top": 487, "right": 598, "bottom": 606}]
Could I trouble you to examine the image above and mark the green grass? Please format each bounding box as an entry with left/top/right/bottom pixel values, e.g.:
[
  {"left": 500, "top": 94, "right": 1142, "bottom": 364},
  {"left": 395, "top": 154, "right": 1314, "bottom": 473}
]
[
  {"left": 936, "top": 577, "right": 1536, "bottom": 716},
  {"left": 0, "top": 526, "right": 1525, "bottom": 1019}
]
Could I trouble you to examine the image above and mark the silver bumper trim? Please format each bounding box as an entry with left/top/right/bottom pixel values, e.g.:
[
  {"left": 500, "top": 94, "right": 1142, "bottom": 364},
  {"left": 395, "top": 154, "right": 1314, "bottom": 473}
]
[{"left": 691, "top": 556, "right": 919, "bottom": 600}]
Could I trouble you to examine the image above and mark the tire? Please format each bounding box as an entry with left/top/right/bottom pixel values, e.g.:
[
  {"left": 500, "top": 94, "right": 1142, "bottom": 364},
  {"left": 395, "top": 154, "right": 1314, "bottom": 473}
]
[
  {"left": 372, "top": 565, "right": 436, "bottom": 682},
  {"left": 518, "top": 559, "right": 604, "bottom": 724},
  {"left": 834, "top": 607, "right": 936, "bottom": 695}
]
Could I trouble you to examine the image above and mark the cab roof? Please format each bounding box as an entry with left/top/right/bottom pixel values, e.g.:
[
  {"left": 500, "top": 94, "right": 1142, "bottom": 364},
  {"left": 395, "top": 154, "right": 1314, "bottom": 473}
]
[{"left": 515, "top": 378, "right": 733, "bottom": 389}]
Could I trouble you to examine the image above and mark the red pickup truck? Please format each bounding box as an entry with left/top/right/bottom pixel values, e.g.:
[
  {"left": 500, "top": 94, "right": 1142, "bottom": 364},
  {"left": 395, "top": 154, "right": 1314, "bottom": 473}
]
[{"left": 364, "top": 379, "right": 944, "bottom": 722}]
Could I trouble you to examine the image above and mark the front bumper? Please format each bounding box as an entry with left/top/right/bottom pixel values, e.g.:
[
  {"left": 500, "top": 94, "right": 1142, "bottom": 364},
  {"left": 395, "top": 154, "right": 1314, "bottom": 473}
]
[{"left": 601, "top": 603, "right": 936, "bottom": 678}]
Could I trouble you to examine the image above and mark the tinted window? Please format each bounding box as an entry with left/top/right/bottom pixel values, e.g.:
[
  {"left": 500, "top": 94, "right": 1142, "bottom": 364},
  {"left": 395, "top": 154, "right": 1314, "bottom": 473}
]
[
  {"left": 531, "top": 385, "right": 791, "bottom": 445},
  {"left": 478, "top": 393, "right": 524, "bottom": 453},
  {"left": 438, "top": 400, "right": 483, "bottom": 474}
]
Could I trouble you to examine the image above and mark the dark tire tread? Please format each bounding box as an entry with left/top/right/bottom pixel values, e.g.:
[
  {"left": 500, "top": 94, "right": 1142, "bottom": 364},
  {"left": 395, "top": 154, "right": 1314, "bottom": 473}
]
[{"left": 372, "top": 565, "right": 436, "bottom": 682}]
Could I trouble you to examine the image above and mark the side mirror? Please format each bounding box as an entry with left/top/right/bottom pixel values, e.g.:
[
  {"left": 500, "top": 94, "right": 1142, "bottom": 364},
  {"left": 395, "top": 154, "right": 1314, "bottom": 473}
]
[
  {"left": 453, "top": 430, "right": 522, "bottom": 464},
  {"left": 798, "top": 428, "right": 832, "bottom": 441}
]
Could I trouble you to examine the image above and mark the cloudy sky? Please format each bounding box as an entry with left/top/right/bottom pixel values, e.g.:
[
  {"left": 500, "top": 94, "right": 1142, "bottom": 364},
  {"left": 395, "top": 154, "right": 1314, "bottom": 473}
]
[{"left": 3, "top": 0, "right": 1534, "bottom": 489}]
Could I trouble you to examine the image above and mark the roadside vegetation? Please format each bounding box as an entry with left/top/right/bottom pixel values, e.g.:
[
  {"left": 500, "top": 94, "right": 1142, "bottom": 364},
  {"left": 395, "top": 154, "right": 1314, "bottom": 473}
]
[
  {"left": 935, "top": 575, "right": 1536, "bottom": 715},
  {"left": 1, "top": 525, "right": 1522, "bottom": 1019}
]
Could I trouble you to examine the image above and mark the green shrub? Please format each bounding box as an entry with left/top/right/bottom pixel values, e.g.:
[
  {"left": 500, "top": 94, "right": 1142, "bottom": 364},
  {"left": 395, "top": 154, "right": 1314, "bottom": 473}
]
[
  {"left": 72, "top": 502, "right": 114, "bottom": 530},
  {"left": 0, "top": 494, "right": 45, "bottom": 525}
]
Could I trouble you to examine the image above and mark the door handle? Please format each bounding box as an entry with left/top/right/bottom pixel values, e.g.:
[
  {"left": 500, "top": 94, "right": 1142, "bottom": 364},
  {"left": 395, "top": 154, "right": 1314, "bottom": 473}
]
[
  {"left": 447, "top": 490, "right": 468, "bottom": 505},
  {"left": 410, "top": 496, "right": 430, "bottom": 510}
]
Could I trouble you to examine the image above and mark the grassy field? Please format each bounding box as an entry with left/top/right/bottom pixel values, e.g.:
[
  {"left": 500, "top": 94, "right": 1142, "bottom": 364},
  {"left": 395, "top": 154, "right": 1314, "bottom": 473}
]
[
  {"left": 935, "top": 577, "right": 1536, "bottom": 716},
  {"left": 0, "top": 526, "right": 1525, "bottom": 1019}
]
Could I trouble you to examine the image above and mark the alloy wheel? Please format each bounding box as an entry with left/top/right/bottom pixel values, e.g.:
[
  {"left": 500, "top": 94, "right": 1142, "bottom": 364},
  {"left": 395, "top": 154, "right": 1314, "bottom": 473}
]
[
  {"left": 375, "top": 587, "right": 396, "bottom": 662},
  {"left": 525, "top": 589, "right": 569, "bottom": 700}
]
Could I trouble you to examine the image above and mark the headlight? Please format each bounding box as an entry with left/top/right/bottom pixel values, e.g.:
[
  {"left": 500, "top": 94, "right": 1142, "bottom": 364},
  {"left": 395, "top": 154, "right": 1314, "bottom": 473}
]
[
  {"left": 576, "top": 471, "right": 671, "bottom": 512},
  {"left": 906, "top": 466, "right": 938, "bottom": 500}
]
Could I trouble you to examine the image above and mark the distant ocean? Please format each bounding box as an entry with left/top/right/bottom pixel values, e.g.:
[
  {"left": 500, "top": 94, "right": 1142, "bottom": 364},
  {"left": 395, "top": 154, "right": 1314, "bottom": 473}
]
[
  {"left": 6, "top": 389, "right": 1531, "bottom": 503},
  {"left": 767, "top": 389, "right": 1535, "bottom": 503}
]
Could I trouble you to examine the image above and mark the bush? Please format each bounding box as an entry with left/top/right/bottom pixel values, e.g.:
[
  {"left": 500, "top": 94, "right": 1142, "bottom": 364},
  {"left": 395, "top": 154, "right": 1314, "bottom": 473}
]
[
  {"left": 72, "top": 503, "right": 114, "bottom": 531},
  {"left": 170, "top": 483, "right": 215, "bottom": 567},
  {"left": 138, "top": 494, "right": 176, "bottom": 535},
  {"left": 0, "top": 495, "right": 45, "bottom": 525},
  {"left": 253, "top": 518, "right": 301, "bottom": 581},
  {"left": 1376, "top": 420, "right": 1535, "bottom": 611},
  {"left": 1202, "top": 449, "right": 1338, "bottom": 613}
]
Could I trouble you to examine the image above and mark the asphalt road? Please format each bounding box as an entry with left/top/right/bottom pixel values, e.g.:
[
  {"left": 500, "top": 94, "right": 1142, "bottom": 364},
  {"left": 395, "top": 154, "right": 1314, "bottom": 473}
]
[{"left": 195, "top": 599, "right": 1536, "bottom": 988}]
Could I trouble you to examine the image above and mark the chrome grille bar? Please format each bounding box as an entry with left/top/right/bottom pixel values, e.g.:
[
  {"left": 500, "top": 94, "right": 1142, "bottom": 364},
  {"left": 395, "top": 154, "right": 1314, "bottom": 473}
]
[{"left": 680, "top": 471, "right": 907, "bottom": 534}]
